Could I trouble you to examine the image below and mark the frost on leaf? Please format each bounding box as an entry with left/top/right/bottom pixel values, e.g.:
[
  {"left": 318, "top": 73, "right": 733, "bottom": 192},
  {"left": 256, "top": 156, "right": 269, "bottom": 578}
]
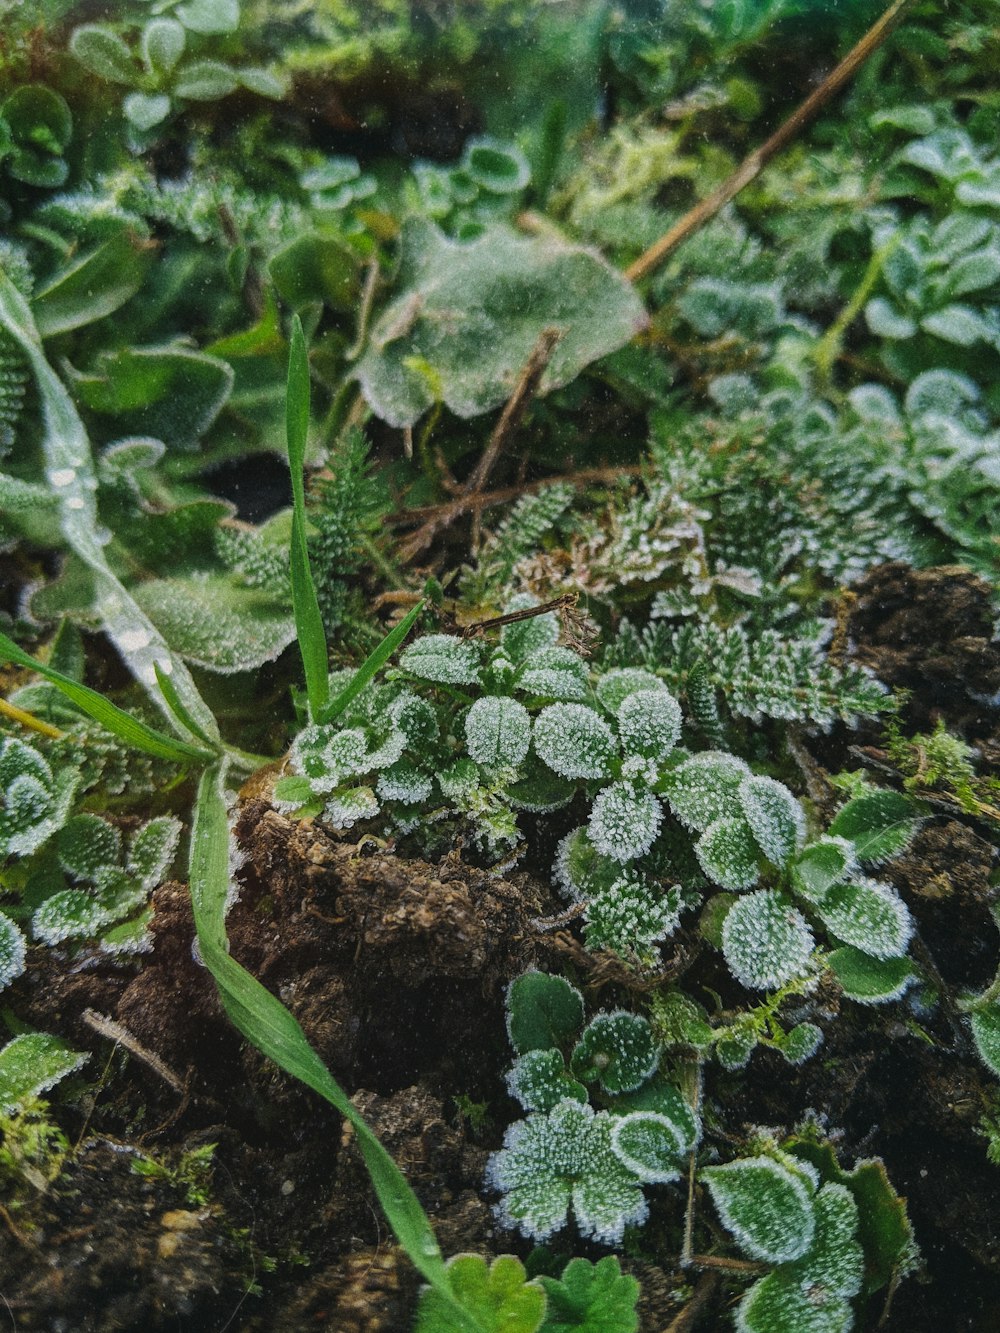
[
  {"left": 721, "top": 890, "right": 815, "bottom": 991},
  {"left": 400, "top": 633, "right": 483, "bottom": 684},
  {"left": 376, "top": 761, "right": 433, "bottom": 804},
  {"left": 553, "top": 826, "right": 619, "bottom": 902},
  {"left": 662, "top": 751, "right": 750, "bottom": 832},
  {"left": 516, "top": 646, "right": 590, "bottom": 701},
  {"left": 970, "top": 1003, "right": 1000, "bottom": 1079},
  {"left": 827, "top": 947, "right": 915, "bottom": 1005},
  {"left": 291, "top": 725, "right": 370, "bottom": 794},
  {"left": 815, "top": 876, "right": 913, "bottom": 959},
  {"left": 736, "top": 1270, "right": 851, "bottom": 1333},
  {"left": 584, "top": 876, "right": 681, "bottom": 957},
  {"left": 533, "top": 703, "right": 616, "bottom": 780},
  {"left": 780, "top": 1022, "right": 824, "bottom": 1065},
  {"left": 506, "top": 970, "right": 585, "bottom": 1054},
  {"left": 57, "top": 814, "right": 121, "bottom": 881},
  {"left": 0, "top": 911, "right": 26, "bottom": 990},
  {"left": 738, "top": 775, "right": 804, "bottom": 865},
  {"left": 389, "top": 692, "right": 439, "bottom": 747},
  {"left": 610, "top": 1111, "right": 686, "bottom": 1183},
  {"left": 438, "top": 757, "right": 479, "bottom": 799},
  {"left": 505, "top": 756, "right": 576, "bottom": 812},
  {"left": 323, "top": 785, "right": 379, "bottom": 829},
  {"left": 0, "top": 1031, "right": 88, "bottom": 1114},
  {"left": 793, "top": 837, "right": 856, "bottom": 902},
  {"left": 465, "top": 695, "right": 531, "bottom": 768},
  {"left": 596, "top": 668, "right": 667, "bottom": 715},
  {"left": 127, "top": 816, "right": 181, "bottom": 887},
  {"left": 570, "top": 1011, "right": 659, "bottom": 1094},
  {"left": 616, "top": 689, "right": 682, "bottom": 764},
  {"left": 701, "top": 1155, "right": 816, "bottom": 1264},
  {"left": 589, "top": 782, "right": 663, "bottom": 863},
  {"left": 506, "top": 1047, "right": 588, "bottom": 1113},
  {"left": 828, "top": 789, "right": 918, "bottom": 863},
  {"left": 695, "top": 815, "right": 761, "bottom": 890},
  {"left": 486, "top": 1099, "right": 649, "bottom": 1244},
  {"left": 0, "top": 736, "right": 77, "bottom": 859}
]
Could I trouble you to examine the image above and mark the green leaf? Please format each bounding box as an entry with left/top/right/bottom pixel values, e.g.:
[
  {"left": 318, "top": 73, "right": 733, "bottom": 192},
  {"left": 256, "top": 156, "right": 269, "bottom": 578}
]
[
  {"left": 609, "top": 1111, "right": 685, "bottom": 1184},
  {"left": 570, "top": 1012, "right": 658, "bottom": 1095},
  {"left": 400, "top": 634, "right": 483, "bottom": 686},
  {"left": 269, "top": 232, "right": 360, "bottom": 313},
  {"left": 58, "top": 813, "right": 121, "bottom": 881},
  {"left": 507, "top": 1048, "right": 587, "bottom": 1114},
  {"left": 827, "top": 947, "right": 915, "bottom": 1004},
  {"left": 70, "top": 25, "right": 137, "bottom": 83},
  {"left": 134, "top": 574, "right": 296, "bottom": 673},
  {"left": 920, "top": 303, "right": 990, "bottom": 346},
  {"left": 0, "top": 913, "right": 27, "bottom": 991},
  {"left": 793, "top": 838, "right": 855, "bottom": 903},
  {"left": 828, "top": 790, "right": 918, "bottom": 863},
  {"left": 506, "top": 972, "right": 584, "bottom": 1055},
  {"left": 285, "top": 316, "right": 329, "bottom": 718},
  {"left": 0, "top": 1032, "right": 88, "bottom": 1113},
  {"left": 465, "top": 695, "right": 531, "bottom": 768},
  {"left": 0, "top": 631, "right": 214, "bottom": 765},
  {"left": 355, "top": 219, "right": 647, "bottom": 428},
  {"left": 461, "top": 137, "right": 531, "bottom": 194},
  {"left": 415, "top": 1254, "right": 546, "bottom": 1333},
  {"left": 721, "top": 890, "right": 814, "bottom": 991},
  {"left": 533, "top": 703, "right": 616, "bottom": 780},
  {"left": 237, "top": 66, "right": 289, "bottom": 99},
  {"left": 141, "top": 18, "right": 185, "bottom": 77},
  {"left": 175, "top": 0, "right": 240, "bottom": 34},
  {"left": 315, "top": 600, "right": 425, "bottom": 726},
  {"left": 127, "top": 816, "right": 181, "bottom": 888},
  {"left": 970, "top": 1003, "right": 1000, "bottom": 1079},
  {"left": 33, "top": 232, "right": 149, "bottom": 337},
  {"left": 701, "top": 1156, "right": 815, "bottom": 1264},
  {"left": 174, "top": 59, "right": 238, "bottom": 101},
  {"left": 539, "top": 1256, "right": 640, "bottom": 1333},
  {"left": 737, "top": 1269, "right": 851, "bottom": 1333},
  {"left": 696, "top": 816, "right": 761, "bottom": 891},
  {"left": 123, "top": 91, "right": 172, "bottom": 132},
  {"left": 187, "top": 763, "right": 479, "bottom": 1329},
  {"left": 815, "top": 877, "right": 912, "bottom": 960}
]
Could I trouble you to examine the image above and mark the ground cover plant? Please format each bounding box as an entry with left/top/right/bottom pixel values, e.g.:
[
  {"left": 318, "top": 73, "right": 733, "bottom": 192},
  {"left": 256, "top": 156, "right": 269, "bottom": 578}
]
[{"left": 1, "top": 0, "right": 999, "bottom": 1328}]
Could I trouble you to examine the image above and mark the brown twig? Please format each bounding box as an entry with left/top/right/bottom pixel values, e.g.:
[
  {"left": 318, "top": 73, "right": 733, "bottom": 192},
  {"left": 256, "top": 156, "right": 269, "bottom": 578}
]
[
  {"left": 458, "top": 592, "right": 578, "bottom": 639},
  {"left": 625, "top": 0, "right": 915, "bottom": 284},
  {"left": 662, "top": 1272, "right": 721, "bottom": 1333},
  {"left": 82, "top": 1009, "right": 185, "bottom": 1095},
  {"left": 689, "top": 1254, "right": 770, "bottom": 1275}
]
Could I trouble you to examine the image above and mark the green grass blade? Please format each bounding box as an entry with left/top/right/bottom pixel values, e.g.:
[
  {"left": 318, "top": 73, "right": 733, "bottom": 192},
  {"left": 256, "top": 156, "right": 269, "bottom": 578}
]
[
  {"left": 188, "top": 764, "right": 482, "bottom": 1330},
  {"left": 315, "top": 599, "right": 425, "bottom": 725},
  {"left": 286, "top": 316, "right": 329, "bottom": 720},
  {"left": 153, "top": 662, "right": 219, "bottom": 750},
  {"left": 0, "top": 631, "right": 214, "bottom": 766}
]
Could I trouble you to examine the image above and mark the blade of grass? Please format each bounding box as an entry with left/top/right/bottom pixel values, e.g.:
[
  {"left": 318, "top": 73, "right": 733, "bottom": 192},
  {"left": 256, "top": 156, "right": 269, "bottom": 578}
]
[
  {"left": 286, "top": 315, "right": 330, "bottom": 720},
  {"left": 154, "top": 662, "right": 219, "bottom": 750},
  {"left": 0, "top": 267, "right": 219, "bottom": 742},
  {"left": 0, "top": 632, "right": 215, "bottom": 766},
  {"left": 315, "top": 598, "right": 424, "bottom": 725},
  {"left": 188, "top": 763, "right": 482, "bottom": 1331}
]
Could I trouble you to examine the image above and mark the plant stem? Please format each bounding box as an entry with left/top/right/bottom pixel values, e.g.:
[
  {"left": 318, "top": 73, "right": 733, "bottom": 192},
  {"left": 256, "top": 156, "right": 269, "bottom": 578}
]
[
  {"left": 813, "top": 234, "right": 900, "bottom": 386},
  {"left": 0, "top": 696, "right": 64, "bottom": 740},
  {"left": 625, "top": 0, "right": 916, "bottom": 284}
]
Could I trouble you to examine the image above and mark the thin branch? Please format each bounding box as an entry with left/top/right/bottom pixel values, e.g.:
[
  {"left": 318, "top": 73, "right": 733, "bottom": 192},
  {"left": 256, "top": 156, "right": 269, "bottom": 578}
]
[
  {"left": 0, "top": 695, "right": 65, "bottom": 740},
  {"left": 458, "top": 592, "right": 578, "bottom": 639},
  {"left": 625, "top": 0, "right": 915, "bottom": 284},
  {"left": 82, "top": 1008, "right": 185, "bottom": 1094},
  {"left": 466, "top": 326, "right": 562, "bottom": 496},
  {"left": 662, "top": 1272, "right": 721, "bottom": 1333}
]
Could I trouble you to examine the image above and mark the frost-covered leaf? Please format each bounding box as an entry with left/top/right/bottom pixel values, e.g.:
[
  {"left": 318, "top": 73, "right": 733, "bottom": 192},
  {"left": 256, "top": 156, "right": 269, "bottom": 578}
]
[
  {"left": 465, "top": 695, "right": 531, "bottom": 768},
  {"left": 507, "top": 1047, "right": 588, "bottom": 1113},
  {"left": 721, "top": 890, "right": 814, "bottom": 991},
  {"left": 70, "top": 25, "right": 136, "bottom": 82},
  {"left": 486, "top": 1099, "right": 648, "bottom": 1244},
  {"left": 589, "top": 782, "right": 662, "bottom": 863},
  {"left": 815, "top": 877, "right": 913, "bottom": 960},
  {"left": 610, "top": 1111, "right": 686, "bottom": 1183},
  {"left": 500, "top": 597, "right": 560, "bottom": 662},
  {"left": 127, "top": 816, "right": 181, "bottom": 888},
  {"left": 702, "top": 1156, "right": 815, "bottom": 1264},
  {"left": 57, "top": 814, "right": 121, "bottom": 882},
  {"left": 538, "top": 1256, "right": 640, "bottom": 1333},
  {"left": 827, "top": 947, "right": 915, "bottom": 1004},
  {"left": 400, "top": 634, "right": 483, "bottom": 685},
  {"left": 376, "top": 761, "right": 434, "bottom": 804},
  {"left": 595, "top": 669, "right": 668, "bottom": 715},
  {"left": 738, "top": 776, "right": 804, "bottom": 865},
  {"left": 716, "top": 1025, "right": 757, "bottom": 1070},
  {"left": 133, "top": 574, "right": 295, "bottom": 673},
  {"left": 0, "top": 1032, "right": 88, "bottom": 1113},
  {"left": 828, "top": 790, "right": 918, "bottom": 863},
  {"left": 696, "top": 816, "right": 761, "bottom": 890},
  {"left": 584, "top": 876, "right": 681, "bottom": 957},
  {"left": 504, "top": 757, "right": 576, "bottom": 812},
  {"left": 71, "top": 345, "right": 233, "bottom": 446},
  {"left": 516, "top": 646, "right": 590, "bottom": 701},
  {"left": 779, "top": 1022, "right": 823, "bottom": 1065},
  {"left": 552, "top": 827, "right": 619, "bottom": 901},
  {"left": 865, "top": 297, "right": 916, "bottom": 340},
  {"left": 0, "top": 737, "right": 77, "bottom": 860},
  {"left": 323, "top": 786, "right": 379, "bottom": 829},
  {"left": 534, "top": 703, "right": 616, "bottom": 780},
  {"left": 570, "top": 1011, "right": 658, "bottom": 1095},
  {"left": 784, "top": 1182, "right": 864, "bottom": 1300},
  {"left": 0, "top": 912, "right": 26, "bottom": 990},
  {"left": 123, "top": 91, "right": 172, "bottom": 132},
  {"left": 355, "top": 219, "right": 647, "bottom": 428},
  {"left": 174, "top": 58, "right": 238, "bottom": 100},
  {"left": 662, "top": 752, "right": 750, "bottom": 832},
  {"left": 33, "top": 888, "right": 108, "bottom": 944},
  {"left": 414, "top": 1253, "right": 546, "bottom": 1333},
  {"left": 291, "top": 725, "right": 371, "bottom": 794},
  {"left": 616, "top": 689, "right": 681, "bottom": 764},
  {"left": 389, "top": 693, "right": 439, "bottom": 748},
  {"left": 141, "top": 18, "right": 185, "bottom": 77},
  {"left": 507, "top": 971, "right": 584, "bottom": 1055},
  {"left": 970, "top": 1003, "right": 1000, "bottom": 1079},
  {"left": 438, "top": 757, "right": 480, "bottom": 799},
  {"left": 736, "top": 1270, "right": 851, "bottom": 1333},
  {"left": 793, "top": 838, "right": 856, "bottom": 902}
]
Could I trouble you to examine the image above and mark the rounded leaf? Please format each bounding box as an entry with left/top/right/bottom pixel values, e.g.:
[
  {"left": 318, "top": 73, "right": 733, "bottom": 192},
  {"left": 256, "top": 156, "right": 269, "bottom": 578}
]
[
  {"left": 533, "top": 703, "right": 616, "bottom": 780},
  {"left": 702, "top": 1155, "right": 816, "bottom": 1264},
  {"left": 610, "top": 1111, "right": 685, "bottom": 1183},
  {"left": 123, "top": 91, "right": 172, "bottom": 131},
  {"left": 465, "top": 695, "right": 531, "bottom": 768},
  {"left": 793, "top": 837, "right": 856, "bottom": 902},
  {"left": 617, "top": 689, "right": 682, "bottom": 764},
  {"left": 662, "top": 751, "right": 750, "bottom": 832},
  {"left": 828, "top": 947, "right": 915, "bottom": 1004},
  {"left": 141, "top": 18, "right": 185, "bottom": 76},
  {"left": 596, "top": 668, "right": 667, "bottom": 715},
  {"left": 828, "top": 790, "right": 918, "bottom": 863},
  {"left": 738, "top": 775, "right": 804, "bottom": 865},
  {"left": 970, "top": 1003, "right": 1000, "bottom": 1079},
  {"left": 70, "top": 25, "right": 136, "bottom": 83},
  {"left": 507, "top": 971, "right": 584, "bottom": 1055},
  {"left": 0, "top": 913, "right": 26, "bottom": 991},
  {"left": 571, "top": 1011, "right": 659, "bottom": 1094},
  {"left": 461, "top": 136, "right": 531, "bottom": 194},
  {"left": 589, "top": 782, "right": 663, "bottom": 863},
  {"left": 815, "top": 877, "right": 913, "bottom": 960},
  {"left": 696, "top": 816, "right": 761, "bottom": 891},
  {"left": 174, "top": 59, "right": 238, "bottom": 101},
  {"left": 400, "top": 634, "right": 482, "bottom": 685},
  {"left": 506, "top": 1048, "right": 587, "bottom": 1114},
  {"left": 516, "top": 646, "right": 589, "bottom": 701},
  {"left": 721, "top": 890, "right": 815, "bottom": 991}
]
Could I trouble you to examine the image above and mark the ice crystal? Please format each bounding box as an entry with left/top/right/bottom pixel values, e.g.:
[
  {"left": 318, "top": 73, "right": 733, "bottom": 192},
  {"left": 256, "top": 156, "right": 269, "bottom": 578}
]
[
  {"left": 465, "top": 695, "right": 531, "bottom": 768},
  {"left": 696, "top": 815, "right": 761, "bottom": 890},
  {"left": 584, "top": 876, "right": 681, "bottom": 956},
  {"left": 589, "top": 782, "right": 663, "bottom": 863},
  {"left": 663, "top": 751, "right": 751, "bottom": 832},
  {"left": 616, "top": 688, "right": 682, "bottom": 763},
  {"left": 533, "top": 703, "right": 617, "bottom": 780},
  {"left": 516, "top": 646, "right": 590, "bottom": 701}
]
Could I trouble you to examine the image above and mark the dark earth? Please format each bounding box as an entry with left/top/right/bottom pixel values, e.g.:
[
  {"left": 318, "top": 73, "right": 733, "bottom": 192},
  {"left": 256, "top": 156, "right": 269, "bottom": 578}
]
[{"left": 2, "top": 562, "right": 999, "bottom": 1331}]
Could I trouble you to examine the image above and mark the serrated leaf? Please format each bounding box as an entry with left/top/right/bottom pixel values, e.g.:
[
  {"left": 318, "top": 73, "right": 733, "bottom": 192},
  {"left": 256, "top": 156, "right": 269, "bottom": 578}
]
[
  {"left": 570, "top": 1011, "right": 658, "bottom": 1095},
  {"left": 355, "top": 219, "right": 646, "bottom": 428},
  {"left": 815, "top": 877, "right": 913, "bottom": 960},
  {"left": 507, "top": 1048, "right": 587, "bottom": 1114},
  {"left": 702, "top": 1156, "right": 815, "bottom": 1264},
  {"left": 133, "top": 574, "right": 295, "bottom": 673},
  {"left": 737, "top": 1269, "right": 851, "bottom": 1333},
  {"left": 539, "top": 1256, "right": 640, "bottom": 1333},
  {"left": 0, "top": 1032, "right": 88, "bottom": 1112},
  {"left": 507, "top": 972, "right": 584, "bottom": 1055},
  {"left": 57, "top": 814, "right": 121, "bottom": 882},
  {"left": 415, "top": 1254, "right": 546, "bottom": 1333},
  {"left": 970, "top": 1003, "right": 1000, "bottom": 1079}
]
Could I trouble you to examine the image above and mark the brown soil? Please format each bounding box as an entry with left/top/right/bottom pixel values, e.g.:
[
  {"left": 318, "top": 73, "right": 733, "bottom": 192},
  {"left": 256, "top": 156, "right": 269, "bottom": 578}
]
[{"left": 3, "top": 562, "right": 1000, "bottom": 1331}]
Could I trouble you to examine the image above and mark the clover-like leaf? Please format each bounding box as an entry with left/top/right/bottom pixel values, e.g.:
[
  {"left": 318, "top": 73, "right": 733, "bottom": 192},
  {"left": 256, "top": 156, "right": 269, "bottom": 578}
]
[
  {"left": 534, "top": 703, "right": 616, "bottom": 780},
  {"left": 570, "top": 1011, "right": 659, "bottom": 1094},
  {"left": 0, "top": 737, "right": 78, "bottom": 860},
  {"left": 414, "top": 1253, "right": 546, "bottom": 1333},
  {"left": 696, "top": 815, "right": 761, "bottom": 890},
  {"left": 616, "top": 689, "right": 682, "bottom": 764},
  {"left": 738, "top": 775, "right": 804, "bottom": 865},
  {"left": 538, "top": 1256, "right": 640, "bottom": 1333},
  {"left": 661, "top": 752, "right": 750, "bottom": 832},
  {"left": 400, "top": 634, "right": 483, "bottom": 685},
  {"left": 486, "top": 1099, "right": 649, "bottom": 1244},
  {"left": 702, "top": 1155, "right": 816, "bottom": 1264},
  {"left": 721, "top": 890, "right": 815, "bottom": 991},
  {"left": 376, "top": 760, "right": 434, "bottom": 804},
  {"left": 507, "top": 971, "right": 585, "bottom": 1055},
  {"left": 465, "top": 695, "right": 531, "bottom": 768},
  {"left": 355, "top": 219, "right": 647, "bottom": 428},
  {"left": 595, "top": 669, "right": 668, "bottom": 715},
  {"left": 814, "top": 876, "right": 913, "bottom": 960},
  {"left": 126, "top": 816, "right": 181, "bottom": 890},
  {"left": 589, "top": 782, "right": 663, "bottom": 863}
]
